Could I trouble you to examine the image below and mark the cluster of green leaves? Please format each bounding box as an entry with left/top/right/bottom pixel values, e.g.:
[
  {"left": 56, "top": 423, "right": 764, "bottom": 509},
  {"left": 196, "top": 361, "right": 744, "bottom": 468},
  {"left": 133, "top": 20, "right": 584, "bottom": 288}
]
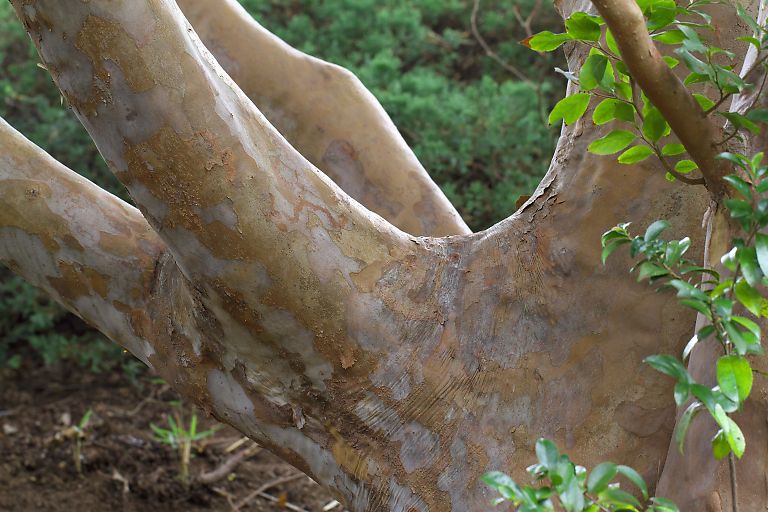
[
  {"left": 482, "top": 439, "right": 678, "bottom": 512},
  {"left": 601, "top": 176, "right": 768, "bottom": 461},
  {"left": 488, "top": 3, "right": 768, "bottom": 511},
  {"left": 240, "top": 0, "right": 564, "bottom": 229},
  {"left": 526, "top": 0, "right": 768, "bottom": 182},
  {"left": 603, "top": 150, "right": 768, "bottom": 461}
]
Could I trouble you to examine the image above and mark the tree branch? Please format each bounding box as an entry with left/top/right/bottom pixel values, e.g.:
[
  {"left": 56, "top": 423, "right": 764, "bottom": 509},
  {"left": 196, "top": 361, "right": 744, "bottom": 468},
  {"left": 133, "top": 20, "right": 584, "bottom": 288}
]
[
  {"left": 177, "top": 0, "right": 470, "bottom": 237},
  {"left": 12, "top": 0, "right": 417, "bottom": 329},
  {"left": 0, "top": 117, "right": 165, "bottom": 367},
  {"left": 591, "top": 0, "right": 729, "bottom": 198}
]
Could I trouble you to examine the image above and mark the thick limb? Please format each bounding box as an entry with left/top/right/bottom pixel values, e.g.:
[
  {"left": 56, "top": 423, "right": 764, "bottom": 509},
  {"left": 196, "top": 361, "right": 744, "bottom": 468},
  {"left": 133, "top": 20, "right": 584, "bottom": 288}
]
[
  {"left": 0, "top": 117, "right": 164, "bottom": 366},
  {"left": 177, "top": 0, "right": 470, "bottom": 237},
  {"left": 5, "top": 1, "right": 758, "bottom": 510}
]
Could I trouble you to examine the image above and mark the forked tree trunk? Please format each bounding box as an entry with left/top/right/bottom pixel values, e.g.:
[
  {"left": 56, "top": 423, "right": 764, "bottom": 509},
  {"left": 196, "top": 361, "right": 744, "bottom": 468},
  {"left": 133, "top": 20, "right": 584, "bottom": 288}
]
[{"left": 0, "top": 0, "right": 764, "bottom": 510}]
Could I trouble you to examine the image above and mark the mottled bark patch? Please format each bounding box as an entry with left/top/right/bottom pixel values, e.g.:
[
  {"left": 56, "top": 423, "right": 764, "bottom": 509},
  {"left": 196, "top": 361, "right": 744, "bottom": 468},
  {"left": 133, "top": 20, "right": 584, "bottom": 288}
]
[
  {"left": 64, "top": 15, "right": 154, "bottom": 115},
  {"left": 0, "top": 179, "right": 75, "bottom": 253}
]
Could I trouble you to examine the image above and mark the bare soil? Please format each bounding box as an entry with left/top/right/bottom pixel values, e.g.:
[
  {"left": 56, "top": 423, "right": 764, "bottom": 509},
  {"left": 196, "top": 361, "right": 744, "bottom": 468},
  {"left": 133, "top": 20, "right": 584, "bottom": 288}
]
[{"left": 0, "top": 364, "right": 339, "bottom": 512}]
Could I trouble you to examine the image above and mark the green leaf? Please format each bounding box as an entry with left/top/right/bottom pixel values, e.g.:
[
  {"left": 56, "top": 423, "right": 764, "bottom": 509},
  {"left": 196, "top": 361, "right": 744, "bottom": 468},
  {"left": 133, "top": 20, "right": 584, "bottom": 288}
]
[
  {"left": 724, "top": 321, "right": 750, "bottom": 356},
  {"left": 738, "top": 35, "right": 761, "bottom": 49},
  {"left": 662, "top": 143, "right": 686, "bottom": 156},
  {"left": 739, "top": 247, "right": 763, "bottom": 287},
  {"left": 605, "top": 29, "right": 619, "bottom": 55},
  {"left": 79, "top": 408, "right": 94, "bottom": 430},
  {"left": 565, "top": 12, "right": 603, "bottom": 41},
  {"left": 559, "top": 471, "right": 586, "bottom": 511},
  {"left": 678, "top": 24, "right": 708, "bottom": 53},
  {"left": 637, "top": 261, "right": 668, "bottom": 281},
  {"left": 721, "top": 112, "right": 761, "bottom": 134},
  {"left": 693, "top": 93, "right": 715, "bottom": 111},
  {"left": 674, "top": 381, "right": 689, "bottom": 406},
  {"left": 643, "top": 107, "right": 670, "bottom": 142},
  {"left": 535, "top": 438, "right": 559, "bottom": 470},
  {"left": 677, "top": 47, "right": 710, "bottom": 75},
  {"left": 663, "top": 56, "right": 680, "bottom": 68},
  {"left": 549, "top": 93, "right": 591, "bottom": 126},
  {"left": 580, "top": 53, "right": 614, "bottom": 91},
  {"left": 645, "top": 219, "right": 670, "bottom": 241},
  {"left": 737, "top": 4, "right": 762, "bottom": 35},
  {"left": 653, "top": 29, "right": 686, "bottom": 44},
  {"left": 618, "top": 145, "right": 654, "bottom": 164},
  {"left": 651, "top": 496, "right": 681, "bottom": 512},
  {"left": 640, "top": 0, "right": 677, "bottom": 30},
  {"left": 712, "top": 430, "right": 731, "bottom": 459},
  {"left": 593, "top": 98, "right": 635, "bottom": 125},
  {"left": 732, "top": 315, "right": 760, "bottom": 340},
  {"left": 523, "top": 31, "right": 573, "bottom": 52},
  {"left": 717, "top": 355, "right": 753, "bottom": 404},
  {"left": 482, "top": 471, "right": 524, "bottom": 501},
  {"left": 711, "top": 404, "right": 746, "bottom": 458},
  {"left": 617, "top": 465, "right": 649, "bottom": 500},
  {"left": 675, "top": 160, "right": 698, "bottom": 174},
  {"left": 587, "top": 462, "right": 617, "bottom": 494},
  {"left": 602, "top": 239, "right": 630, "bottom": 264},
  {"left": 588, "top": 130, "right": 636, "bottom": 155},
  {"left": 723, "top": 175, "right": 753, "bottom": 199},
  {"left": 679, "top": 299, "right": 712, "bottom": 319},
  {"left": 747, "top": 108, "right": 768, "bottom": 124},
  {"left": 645, "top": 354, "right": 690, "bottom": 384},
  {"left": 676, "top": 402, "right": 702, "bottom": 453},
  {"left": 668, "top": 279, "right": 708, "bottom": 301},
  {"left": 717, "top": 152, "right": 750, "bottom": 169},
  {"left": 665, "top": 237, "right": 690, "bottom": 266},
  {"left": 599, "top": 487, "right": 643, "bottom": 509},
  {"left": 690, "top": 384, "right": 719, "bottom": 414},
  {"left": 755, "top": 233, "right": 768, "bottom": 276},
  {"left": 725, "top": 417, "right": 746, "bottom": 458},
  {"left": 735, "top": 279, "right": 761, "bottom": 316}
]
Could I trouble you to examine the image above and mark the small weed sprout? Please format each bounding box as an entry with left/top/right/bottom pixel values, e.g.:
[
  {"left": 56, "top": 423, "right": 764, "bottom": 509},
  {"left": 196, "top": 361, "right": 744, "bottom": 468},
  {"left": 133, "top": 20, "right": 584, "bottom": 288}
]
[
  {"left": 150, "top": 406, "right": 220, "bottom": 486},
  {"left": 73, "top": 408, "right": 93, "bottom": 475}
]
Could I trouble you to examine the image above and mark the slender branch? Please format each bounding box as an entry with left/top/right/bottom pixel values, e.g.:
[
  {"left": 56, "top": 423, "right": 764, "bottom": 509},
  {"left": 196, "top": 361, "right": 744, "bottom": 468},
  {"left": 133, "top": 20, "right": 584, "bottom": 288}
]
[
  {"left": 591, "top": 0, "right": 729, "bottom": 198},
  {"left": 729, "top": 452, "right": 740, "bottom": 512},
  {"left": 512, "top": 0, "right": 542, "bottom": 38},
  {"left": 198, "top": 443, "right": 260, "bottom": 485},
  {"left": 640, "top": 134, "right": 707, "bottom": 186},
  {"left": 471, "top": 0, "right": 531, "bottom": 82},
  {"left": 233, "top": 473, "right": 307, "bottom": 511}
]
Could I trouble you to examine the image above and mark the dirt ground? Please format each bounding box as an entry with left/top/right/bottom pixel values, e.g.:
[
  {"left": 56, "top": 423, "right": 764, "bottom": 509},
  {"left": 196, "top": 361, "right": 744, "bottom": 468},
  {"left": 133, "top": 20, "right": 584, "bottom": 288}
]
[{"left": 0, "top": 364, "right": 340, "bottom": 512}]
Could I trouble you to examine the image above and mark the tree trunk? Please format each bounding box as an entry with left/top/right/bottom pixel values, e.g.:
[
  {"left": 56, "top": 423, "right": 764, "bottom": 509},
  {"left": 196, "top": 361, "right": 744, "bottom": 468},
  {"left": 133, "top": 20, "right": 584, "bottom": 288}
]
[{"left": 1, "top": 0, "right": 762, "bottom": 510}]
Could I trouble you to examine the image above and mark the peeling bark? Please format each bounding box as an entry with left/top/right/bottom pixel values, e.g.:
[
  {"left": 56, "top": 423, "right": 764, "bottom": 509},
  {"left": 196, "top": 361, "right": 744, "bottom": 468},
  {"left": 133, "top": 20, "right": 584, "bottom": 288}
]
[{"left": 2, "top": 0, "right": 764, "bottom": 510}]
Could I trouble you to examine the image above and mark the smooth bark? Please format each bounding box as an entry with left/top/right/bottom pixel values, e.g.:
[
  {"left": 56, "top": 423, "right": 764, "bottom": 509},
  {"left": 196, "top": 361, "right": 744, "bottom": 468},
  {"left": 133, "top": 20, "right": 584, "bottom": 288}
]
[
  {"left": 177, "top": 0, "right": 470, "bottom": 237},
  {"left": 2, "top": 0, "right": 764, "bottom": 510}
]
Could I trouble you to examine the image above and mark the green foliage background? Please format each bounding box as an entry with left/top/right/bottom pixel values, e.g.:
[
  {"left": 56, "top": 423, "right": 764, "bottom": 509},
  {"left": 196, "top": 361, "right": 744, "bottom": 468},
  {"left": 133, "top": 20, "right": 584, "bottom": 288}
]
[{"left": 0, "top": 1, "right": 562, "bottom": 370}]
